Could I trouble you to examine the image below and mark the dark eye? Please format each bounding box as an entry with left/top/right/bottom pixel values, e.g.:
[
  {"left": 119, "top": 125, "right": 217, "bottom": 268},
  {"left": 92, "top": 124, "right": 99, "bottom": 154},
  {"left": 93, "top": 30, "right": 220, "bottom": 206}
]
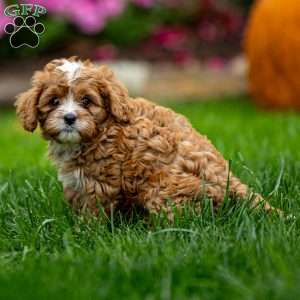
[
  {"left": 49, "top": 97, "right": 60, "bottom": 106},
  {"left": 80, "top": 96, "right": 91, "bottom": 107}
]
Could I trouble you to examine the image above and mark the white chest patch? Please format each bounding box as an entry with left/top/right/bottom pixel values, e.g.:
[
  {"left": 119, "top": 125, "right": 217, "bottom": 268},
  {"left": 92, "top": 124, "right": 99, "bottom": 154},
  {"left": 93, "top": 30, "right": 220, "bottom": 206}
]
[
  {"left": 59, "top": 168, "right": 84, "bottom": 191},
  {"left": 57, "top": 60, "right": 82, "bottom": 82},
  {"left": 49, "top": 142, "right": 85, "bottom": 190}
]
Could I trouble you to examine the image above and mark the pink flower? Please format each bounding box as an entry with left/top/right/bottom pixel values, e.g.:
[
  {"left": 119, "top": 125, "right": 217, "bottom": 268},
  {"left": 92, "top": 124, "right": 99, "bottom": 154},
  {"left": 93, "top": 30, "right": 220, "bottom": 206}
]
[
  {"left": 0, "top": 0, "right": 12, "bottom": 38},
  {"left": 24, "top": 0, "right": 125, "bottom": 34},
  {"left": 152, "top": 26, "right": 188, "bottom": 50},
  {"left": 24, "top": 0, "right": 67, "bottom": 13},
  {"left": 173, "top": 49, "right": 194, "bottom": 65},
  {"left": 76, "top": 0, "right": 124, "bottom": 33},
  {"left": 94, "top": 44, "right": 118, "bottom": 61},
  {"left": 206, "top": 56, "right": 226, "bottom": 71},
  {"left": 68, "top": 0, "right": 125, "bottom": 34},
  {"left": 99, "top": 0, "right": 124, "bottom": 17},
  {"left": 197, "top": 21, "right": 220, "bottom": 43},
  {"left": 69, "top": 0, "right": 106, "bottom": 33},
  {"left": 219, "top": 10, "right": 243, "bottom": 35}
]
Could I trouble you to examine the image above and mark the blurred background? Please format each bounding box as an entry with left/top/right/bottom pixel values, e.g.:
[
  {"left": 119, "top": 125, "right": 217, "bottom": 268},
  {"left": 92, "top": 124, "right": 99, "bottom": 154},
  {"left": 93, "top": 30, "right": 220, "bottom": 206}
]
[
  {"left": 0, "top": 0, "right": 299, "bottom": 110},
  {"left": 0, "top": 0, "right": 253, "bottom": 105},
  {"left": 2, "top": 2, "right": 300, "bottom": 298}
]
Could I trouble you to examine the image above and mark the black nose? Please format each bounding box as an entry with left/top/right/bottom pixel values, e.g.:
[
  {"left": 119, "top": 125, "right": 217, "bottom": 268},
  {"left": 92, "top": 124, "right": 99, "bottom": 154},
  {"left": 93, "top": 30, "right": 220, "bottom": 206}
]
[{"left": 64, "top": 113, "right": 76, "bottom": 125}]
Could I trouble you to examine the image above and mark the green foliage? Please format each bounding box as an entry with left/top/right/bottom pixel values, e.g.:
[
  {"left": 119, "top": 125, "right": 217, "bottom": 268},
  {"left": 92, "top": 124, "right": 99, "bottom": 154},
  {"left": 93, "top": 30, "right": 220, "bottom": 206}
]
[
  {"left": 101, "top": 6, "right": 158, "bottom": 47},
  {"left": 35, "top": 18, "right": 71, "bottom": 53},
  {"left": 0, "top": 98, "right": 299, "bottom": 299}
]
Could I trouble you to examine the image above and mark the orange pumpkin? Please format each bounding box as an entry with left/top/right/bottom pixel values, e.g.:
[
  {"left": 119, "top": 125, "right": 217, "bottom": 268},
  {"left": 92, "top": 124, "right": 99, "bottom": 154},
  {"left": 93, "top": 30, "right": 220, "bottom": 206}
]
[{"left": 244, "top": 0, "right": 300, "bottom": 109}]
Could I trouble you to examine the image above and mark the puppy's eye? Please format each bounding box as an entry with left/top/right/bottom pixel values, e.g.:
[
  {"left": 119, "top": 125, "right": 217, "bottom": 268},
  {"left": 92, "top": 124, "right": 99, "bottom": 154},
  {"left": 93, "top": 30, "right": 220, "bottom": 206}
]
[
  {"left": 49, "top": 97, "right": 60, "bottom": 106},
  {"left": 80, "top": 96, "right": 91, "bottom": 107}
]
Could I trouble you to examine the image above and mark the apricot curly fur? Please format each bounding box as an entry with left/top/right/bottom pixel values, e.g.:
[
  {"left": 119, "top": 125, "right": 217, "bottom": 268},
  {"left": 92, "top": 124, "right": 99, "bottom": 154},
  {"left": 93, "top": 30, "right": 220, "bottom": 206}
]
[{"left": 15, "top": 57, "right": 276, "bottom": 218}]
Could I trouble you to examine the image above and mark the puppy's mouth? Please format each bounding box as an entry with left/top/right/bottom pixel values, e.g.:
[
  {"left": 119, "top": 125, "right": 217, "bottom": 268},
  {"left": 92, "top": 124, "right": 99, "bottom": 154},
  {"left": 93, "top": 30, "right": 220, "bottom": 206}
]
[
  {"left": 61, "top": 125, "right": 77, "bottom": 133},
  {"left": 58, "top": 126, "right": 81, "bottom": 144}
]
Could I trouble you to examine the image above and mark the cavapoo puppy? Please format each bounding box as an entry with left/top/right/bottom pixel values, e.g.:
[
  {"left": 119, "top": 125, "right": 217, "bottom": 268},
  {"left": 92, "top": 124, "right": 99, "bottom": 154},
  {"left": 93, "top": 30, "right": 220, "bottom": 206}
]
[{"left": 15, "top": 57, "right": 276, "bottom": 217}]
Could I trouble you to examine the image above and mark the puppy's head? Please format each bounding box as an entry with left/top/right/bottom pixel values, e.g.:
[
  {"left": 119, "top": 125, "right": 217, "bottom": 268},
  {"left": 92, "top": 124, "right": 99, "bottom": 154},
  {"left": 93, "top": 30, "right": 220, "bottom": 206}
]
[{"left": 15, "top": 57, "right": 132, "bottom": 144}]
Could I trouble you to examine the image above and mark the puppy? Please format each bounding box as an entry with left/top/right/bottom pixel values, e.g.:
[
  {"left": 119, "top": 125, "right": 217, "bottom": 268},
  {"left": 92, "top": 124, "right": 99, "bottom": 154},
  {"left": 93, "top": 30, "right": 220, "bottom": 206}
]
[{"left": 15, "top": 57, "right": 275, "bottom": 217}]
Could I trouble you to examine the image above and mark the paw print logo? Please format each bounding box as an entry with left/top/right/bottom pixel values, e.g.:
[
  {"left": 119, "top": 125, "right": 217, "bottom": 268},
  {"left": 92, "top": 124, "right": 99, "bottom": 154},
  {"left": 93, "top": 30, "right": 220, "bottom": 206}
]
[{"left": 4, "top": 16, "right": 45, "bottom": 48}]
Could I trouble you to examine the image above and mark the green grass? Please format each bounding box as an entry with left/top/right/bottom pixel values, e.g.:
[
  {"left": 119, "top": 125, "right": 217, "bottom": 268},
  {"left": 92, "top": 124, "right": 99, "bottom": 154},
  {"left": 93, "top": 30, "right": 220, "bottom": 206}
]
[{"left": 0, "top": 97, "right": 300, "bottom": 300}]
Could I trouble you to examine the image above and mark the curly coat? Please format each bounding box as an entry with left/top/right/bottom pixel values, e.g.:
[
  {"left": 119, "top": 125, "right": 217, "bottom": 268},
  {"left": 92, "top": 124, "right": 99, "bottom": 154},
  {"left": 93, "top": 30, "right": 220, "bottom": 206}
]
[{"left": 15, "top": 57, "right": 274, "bottom": 217}]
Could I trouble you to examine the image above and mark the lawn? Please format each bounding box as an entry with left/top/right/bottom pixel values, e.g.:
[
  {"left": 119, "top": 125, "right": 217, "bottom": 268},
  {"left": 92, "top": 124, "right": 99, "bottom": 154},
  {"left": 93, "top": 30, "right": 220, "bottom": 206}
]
[{"left": 0, "top": 97, "right": 300, "bottom": 300}]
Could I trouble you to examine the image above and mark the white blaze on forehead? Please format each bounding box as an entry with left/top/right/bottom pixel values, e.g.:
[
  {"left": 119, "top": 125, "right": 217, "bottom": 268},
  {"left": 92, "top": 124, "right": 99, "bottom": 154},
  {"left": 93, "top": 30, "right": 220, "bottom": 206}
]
[
  {"left": 57, "top": 59, "right": 82, "bottom": 82},
  {"left": 60, "top": 93, "right": 80, "bottom": 115}
]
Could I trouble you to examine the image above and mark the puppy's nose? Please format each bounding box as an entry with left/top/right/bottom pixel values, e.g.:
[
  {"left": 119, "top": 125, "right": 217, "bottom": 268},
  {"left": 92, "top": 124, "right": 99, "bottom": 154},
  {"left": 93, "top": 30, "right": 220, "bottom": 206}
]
[{"left": 64, "top": 113, "right": 76, "bottom": 125}]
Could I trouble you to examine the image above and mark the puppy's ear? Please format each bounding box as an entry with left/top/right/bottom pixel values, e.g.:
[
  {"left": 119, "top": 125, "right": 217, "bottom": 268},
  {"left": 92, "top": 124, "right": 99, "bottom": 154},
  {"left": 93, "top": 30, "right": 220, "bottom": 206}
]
[
  {"left": 15, "top": 86, "right": 41, "bottom": 132},
  {"left": 98, "top": 66, "right": 132, "bottom": 123}
]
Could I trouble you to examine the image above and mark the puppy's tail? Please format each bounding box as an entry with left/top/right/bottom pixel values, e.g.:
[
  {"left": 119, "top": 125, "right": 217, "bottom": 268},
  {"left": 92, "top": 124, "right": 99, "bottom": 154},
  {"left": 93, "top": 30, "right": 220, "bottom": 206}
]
[{"left": 229, "top": 175, "right": 283, "bottom": 215}]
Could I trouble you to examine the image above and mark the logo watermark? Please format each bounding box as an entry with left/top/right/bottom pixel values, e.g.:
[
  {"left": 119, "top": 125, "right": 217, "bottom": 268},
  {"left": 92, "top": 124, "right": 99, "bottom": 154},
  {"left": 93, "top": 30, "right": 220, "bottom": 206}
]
[{"left": 3, "top": 4, "right": 47, "bottom": 49}]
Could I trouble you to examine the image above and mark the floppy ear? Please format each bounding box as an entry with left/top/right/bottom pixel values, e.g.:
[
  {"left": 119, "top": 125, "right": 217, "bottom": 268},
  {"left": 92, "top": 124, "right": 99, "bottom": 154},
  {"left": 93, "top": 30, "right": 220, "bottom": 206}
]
[
  {"left": 98, "top": 66, "right": 132, "bottom": 123},
  {"left": 15, "top": 86, "right": 41, "bottom": 132}
]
